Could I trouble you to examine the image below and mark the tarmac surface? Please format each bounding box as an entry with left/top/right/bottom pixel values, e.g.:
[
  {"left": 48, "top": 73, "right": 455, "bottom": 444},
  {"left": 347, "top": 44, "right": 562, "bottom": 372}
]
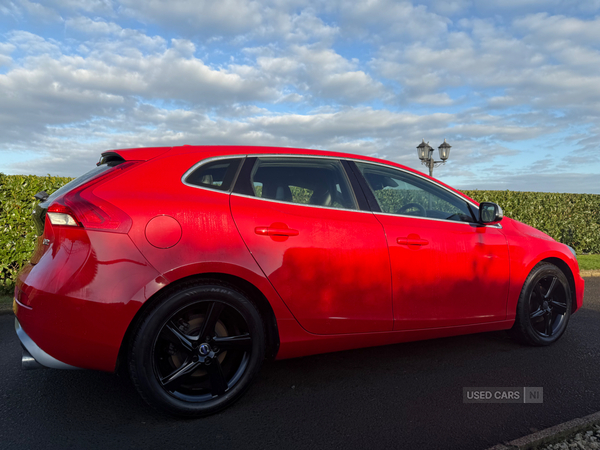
[{"left": 1, "top": 278, "right": 599, "bottom": 450}]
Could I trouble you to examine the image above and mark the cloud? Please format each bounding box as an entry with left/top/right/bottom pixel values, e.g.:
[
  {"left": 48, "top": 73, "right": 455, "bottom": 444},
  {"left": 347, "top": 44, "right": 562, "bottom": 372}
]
[
  {"left": 47, "top": 0, "right": 115, "bottom": 14},
  {"left": 2, "top": 2, "right": 600, "bottom": 195},
  {"left": 369, "top": 11, "right": 600, "bottom": 125},
  {"left": 118, "top": 0, "right": 264, "bottom": 37},
  {"left": 6, "top": 0, "right": 62, "bottom": 21},
  {"left": 65, "top": 16, "right": 122, "bottom": 34},
  {"left": 0, "top": 34, "right": 280, "bottom": 132},
  {"left": 8, "top": 31, "right": 62, "bottom": 56},
  {"left": 3, "top": 104, "right": 530, "bottom": 179},
  {"left": 0, "top": 42, "right": 15, "bottom": 67},
  {"left": 0, "top": 2, "right": 22, "bottom": 18},
  {"left": 257, "top": 45, "right": 386, "bottom": 103},
  {"left": 514, "top": 13, "right": 600, "bottom": 43},
  {"left": 279, "top": 8, "right": 339, "bottom": 44},
  {"left": 334, "top": 0, "right": 450, "bottom": 41},
  {"left": 413, "top": 93, "right": 454, "bottom": 105}
]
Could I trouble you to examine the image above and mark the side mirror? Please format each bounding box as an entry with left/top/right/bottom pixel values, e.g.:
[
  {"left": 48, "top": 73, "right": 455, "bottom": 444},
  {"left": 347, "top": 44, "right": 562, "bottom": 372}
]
[{"left": 479, "top": 202, "right": 503, "bottom": 225}]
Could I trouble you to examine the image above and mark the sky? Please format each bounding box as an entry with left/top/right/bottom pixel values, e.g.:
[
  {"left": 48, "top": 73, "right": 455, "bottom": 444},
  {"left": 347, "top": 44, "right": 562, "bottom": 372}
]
[{"left": 1, "top": 1, "right": 600, "bottom": 193}]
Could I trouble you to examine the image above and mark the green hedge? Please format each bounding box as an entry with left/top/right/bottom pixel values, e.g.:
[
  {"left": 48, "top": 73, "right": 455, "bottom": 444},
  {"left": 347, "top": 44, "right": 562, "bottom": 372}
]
[
  {"left": 462, "top": 190, "right": 600, "bottom": 255},
  {"left": 1, "top": 173, "right": 599, "bottom": 294},
  {"left": 0, "top": 174, "right": 73, "bottom": 294}
]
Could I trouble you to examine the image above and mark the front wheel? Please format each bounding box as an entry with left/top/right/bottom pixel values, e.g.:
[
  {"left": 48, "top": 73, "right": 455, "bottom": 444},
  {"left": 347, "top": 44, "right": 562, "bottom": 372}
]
[
  {"left": 129, "top": 282, "right": 265, "bottom": 417},
  {"left": 510, "top": 263, "right": 572, "bottom": 346}
]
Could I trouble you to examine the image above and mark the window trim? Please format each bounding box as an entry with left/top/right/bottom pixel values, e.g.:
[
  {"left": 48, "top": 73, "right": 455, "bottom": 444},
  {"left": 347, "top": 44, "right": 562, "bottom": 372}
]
[
  {"left": 236, "top": 153, "right": 480, "bottom": 208},
  {"left": 345, "top": 160, "right": 383, "bottom": 213},
  {"left": 232, "top": 157, "right": 257, "bottom": 196},
  {"left": 181, "top": 152, "right": 501, "bottom": 227},
  {"left": 181, "top": 155, "right": 246, "bottom": 194},
  {"left": 341, "top": 160, "right": 371, "bottom": 211}
]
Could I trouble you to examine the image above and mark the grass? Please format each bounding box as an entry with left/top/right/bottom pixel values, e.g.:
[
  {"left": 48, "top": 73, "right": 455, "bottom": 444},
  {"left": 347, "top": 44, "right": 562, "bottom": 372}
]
[
  {"left": 577, "top": 254, "right": 600, "bottom": 271},
  {"left": 0, "top": 294, "right": 13, "bottom": 312}
]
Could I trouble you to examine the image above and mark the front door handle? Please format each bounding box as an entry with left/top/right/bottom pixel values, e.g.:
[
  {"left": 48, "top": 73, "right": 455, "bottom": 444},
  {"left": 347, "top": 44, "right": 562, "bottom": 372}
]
[
  {"left": 255, "top": 222, "right": 299, "bottom": 237},
  {"left": 397, "top": 236, "right": 429, "bottom": 246}
]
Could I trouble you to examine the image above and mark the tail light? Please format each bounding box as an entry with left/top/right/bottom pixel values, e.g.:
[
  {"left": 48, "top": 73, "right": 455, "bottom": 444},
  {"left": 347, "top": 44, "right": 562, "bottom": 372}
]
[
  {"left": 47, "top": 161, "right": 138, "bottom": 234},
  {"left": 47, "top": 205, "right": 79, "bottom": 227}
]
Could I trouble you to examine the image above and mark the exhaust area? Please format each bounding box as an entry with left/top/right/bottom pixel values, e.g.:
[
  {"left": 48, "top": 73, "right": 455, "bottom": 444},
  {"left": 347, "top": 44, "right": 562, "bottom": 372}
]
[
  {"left": 15, "top": 318, "right": 79, "bottom": 370},
  {"left": 22, "top": 347, "right": 44, "bottom": 370}
]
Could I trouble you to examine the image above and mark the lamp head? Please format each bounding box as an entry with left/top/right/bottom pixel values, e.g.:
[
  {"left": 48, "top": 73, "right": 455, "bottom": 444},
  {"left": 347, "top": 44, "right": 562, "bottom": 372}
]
[
  {"left": 438, "top": 139, "right": 451, "bottom": 161},
  {"left": 417, "top": 139, "right": 432, "bottom": 161}
]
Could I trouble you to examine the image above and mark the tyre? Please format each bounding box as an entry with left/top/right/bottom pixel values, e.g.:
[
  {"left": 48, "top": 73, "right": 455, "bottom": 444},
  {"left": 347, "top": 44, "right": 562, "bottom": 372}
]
[
  {"left": 510, "top": 262, "right": 572, "bottom": 346},
  {"left": 129, "top": 281, "right": 265, "bottom": 417}
]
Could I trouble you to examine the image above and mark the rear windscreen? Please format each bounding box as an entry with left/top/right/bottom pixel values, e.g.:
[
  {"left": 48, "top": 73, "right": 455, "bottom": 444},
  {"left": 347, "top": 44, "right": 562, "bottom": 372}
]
[{"left": 45, "top": 159, "right": 122, "bottom": 205}]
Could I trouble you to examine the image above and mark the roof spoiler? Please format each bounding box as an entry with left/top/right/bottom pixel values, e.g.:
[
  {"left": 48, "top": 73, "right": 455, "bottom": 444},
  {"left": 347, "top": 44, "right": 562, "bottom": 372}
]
[{"left": 100, "top": 147, "right": 171, "bottom": 162}]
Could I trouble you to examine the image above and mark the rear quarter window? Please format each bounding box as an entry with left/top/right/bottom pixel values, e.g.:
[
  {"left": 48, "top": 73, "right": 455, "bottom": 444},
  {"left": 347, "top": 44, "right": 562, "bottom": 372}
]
[{"left": 184, "top": 157, "right": 243, "bottom": 192}]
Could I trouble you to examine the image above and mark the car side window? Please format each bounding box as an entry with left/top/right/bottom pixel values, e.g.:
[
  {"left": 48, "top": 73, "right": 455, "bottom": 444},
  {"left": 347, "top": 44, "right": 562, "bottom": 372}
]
[
  {"left": 355, "top": 162, "right": 475, "bottom": 222},
  {"left": 249, "top": 157, "right": 358, "bottom": 210},
  {"left": 184, "top": 158, "right": 243, "bottom": 191}
]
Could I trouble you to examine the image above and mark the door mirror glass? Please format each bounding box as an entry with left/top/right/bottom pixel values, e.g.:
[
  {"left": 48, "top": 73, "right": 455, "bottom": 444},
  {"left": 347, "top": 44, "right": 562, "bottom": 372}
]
[{"left": 479, "top": 202, "right": 503, "bottom": 224}]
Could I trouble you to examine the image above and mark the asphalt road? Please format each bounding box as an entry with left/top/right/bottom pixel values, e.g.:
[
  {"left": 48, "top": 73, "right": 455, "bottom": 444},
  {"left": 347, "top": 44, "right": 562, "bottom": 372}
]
[{"left": 1, "top": 279, "right": 600, "bottom": 450}]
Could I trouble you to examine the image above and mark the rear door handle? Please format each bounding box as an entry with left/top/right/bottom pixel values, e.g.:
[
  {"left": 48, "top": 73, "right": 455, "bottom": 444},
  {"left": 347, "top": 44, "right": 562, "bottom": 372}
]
[
  {"left": 255, "top": 225, "right": 299, "bottom": 237},
  {"left": 397, "top": 237, "right": 429, "bottom": 246}
]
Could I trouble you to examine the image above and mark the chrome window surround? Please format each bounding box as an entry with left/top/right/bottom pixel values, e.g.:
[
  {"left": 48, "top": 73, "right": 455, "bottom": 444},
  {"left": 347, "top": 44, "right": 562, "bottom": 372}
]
[
  {"left": 247, "top": 156, "right": 360, "bottom": 211},
  {"left": 179, "top": 153, "right": 501, "bottom": 227},
  {"left": 181, "top": 155, "right": 246, "bottom": 193}
]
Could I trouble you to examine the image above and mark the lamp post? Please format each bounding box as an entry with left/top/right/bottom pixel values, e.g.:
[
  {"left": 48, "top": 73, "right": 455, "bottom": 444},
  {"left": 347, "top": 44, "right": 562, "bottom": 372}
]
[{"left": 417, "top": 138, "right": 451, "bottom": 177}]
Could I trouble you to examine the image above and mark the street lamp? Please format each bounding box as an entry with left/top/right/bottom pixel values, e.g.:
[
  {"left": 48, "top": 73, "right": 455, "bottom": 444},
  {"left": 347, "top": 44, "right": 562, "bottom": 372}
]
[{"left": 417, "top": 138, "right": 451, "bottom": 177}]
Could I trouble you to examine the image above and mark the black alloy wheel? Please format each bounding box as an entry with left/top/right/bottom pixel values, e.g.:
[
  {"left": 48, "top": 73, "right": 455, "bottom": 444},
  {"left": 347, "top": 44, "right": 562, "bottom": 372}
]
[
  {"left": 129, "top": 281, "right": 265, "bottom": 417},
  {"left": 510, "top": 262, "right": 572, "bottom": 346}
]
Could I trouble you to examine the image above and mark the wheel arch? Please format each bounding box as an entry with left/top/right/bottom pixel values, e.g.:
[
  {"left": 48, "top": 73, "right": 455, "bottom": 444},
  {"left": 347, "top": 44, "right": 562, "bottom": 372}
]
[
  {"left": 116, "top": 272, "right": 281, "bottom": 373},
  {"left": 540, "top": 256, "right": 577, "bottom": 313}
]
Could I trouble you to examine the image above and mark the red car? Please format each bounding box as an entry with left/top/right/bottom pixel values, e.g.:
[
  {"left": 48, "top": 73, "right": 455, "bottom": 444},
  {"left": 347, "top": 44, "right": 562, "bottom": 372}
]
[{"left": 14, "top": 145, "right": 584, "bottom": 417}]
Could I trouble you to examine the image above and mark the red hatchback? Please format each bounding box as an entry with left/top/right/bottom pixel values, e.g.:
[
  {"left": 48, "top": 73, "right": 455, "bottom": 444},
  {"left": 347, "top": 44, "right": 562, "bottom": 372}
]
[{"left": 14, "top": 145, "right": 584, "bottom": 416}]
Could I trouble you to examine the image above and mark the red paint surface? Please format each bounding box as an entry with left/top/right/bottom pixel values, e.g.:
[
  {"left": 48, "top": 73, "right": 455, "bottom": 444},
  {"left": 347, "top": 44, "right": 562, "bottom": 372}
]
[
  {"left": 231, "top": 195, "right": 392, "bottom": 335},
  {"left": 15, "top": 145, "right": 585, "bottom": 372},
  {"left": 375, "top": 214, "right": 511, "bottom": 330},
  {"left": 16, "top": 229, "right": 159, "bottom": 370}
]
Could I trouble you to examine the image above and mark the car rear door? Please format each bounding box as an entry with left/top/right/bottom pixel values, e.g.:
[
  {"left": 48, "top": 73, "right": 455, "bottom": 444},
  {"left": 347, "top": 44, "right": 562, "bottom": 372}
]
[{"left": 230, "top": 156, "right": 393, "bottom": 335}]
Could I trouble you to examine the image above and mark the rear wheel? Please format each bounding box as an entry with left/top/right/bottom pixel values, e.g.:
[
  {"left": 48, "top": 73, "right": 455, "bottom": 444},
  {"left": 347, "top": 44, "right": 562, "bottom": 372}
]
[
  {"left": 510, "top": 263, "right": 572, "bottom": 346},
  {"left": 129, "top": 282, "right": 265, "bottom": 417}
]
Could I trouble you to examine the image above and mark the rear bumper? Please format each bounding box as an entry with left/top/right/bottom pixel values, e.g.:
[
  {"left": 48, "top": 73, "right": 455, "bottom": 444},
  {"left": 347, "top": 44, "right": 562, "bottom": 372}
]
[
  {"left": 15, "top": 317, "right": 79, "bottom": 370},
  {"left": 14, "top": 229, "right": 161, "bottom": 372}
]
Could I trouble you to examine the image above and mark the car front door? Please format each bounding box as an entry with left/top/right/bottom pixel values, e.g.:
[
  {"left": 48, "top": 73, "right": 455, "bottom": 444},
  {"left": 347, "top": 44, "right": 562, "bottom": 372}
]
[
  {"left": 353, "top": 161, "right": 510, "bottom": 330},
  {"left": 230, "top": 156, "right": 393, "bottom": 335}
]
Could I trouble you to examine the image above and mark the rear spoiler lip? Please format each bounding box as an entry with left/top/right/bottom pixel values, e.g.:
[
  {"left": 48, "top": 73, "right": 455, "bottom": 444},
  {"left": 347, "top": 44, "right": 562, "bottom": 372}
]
[{"left": 100, "top": 146, "right": 172, "bottom": 162}]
